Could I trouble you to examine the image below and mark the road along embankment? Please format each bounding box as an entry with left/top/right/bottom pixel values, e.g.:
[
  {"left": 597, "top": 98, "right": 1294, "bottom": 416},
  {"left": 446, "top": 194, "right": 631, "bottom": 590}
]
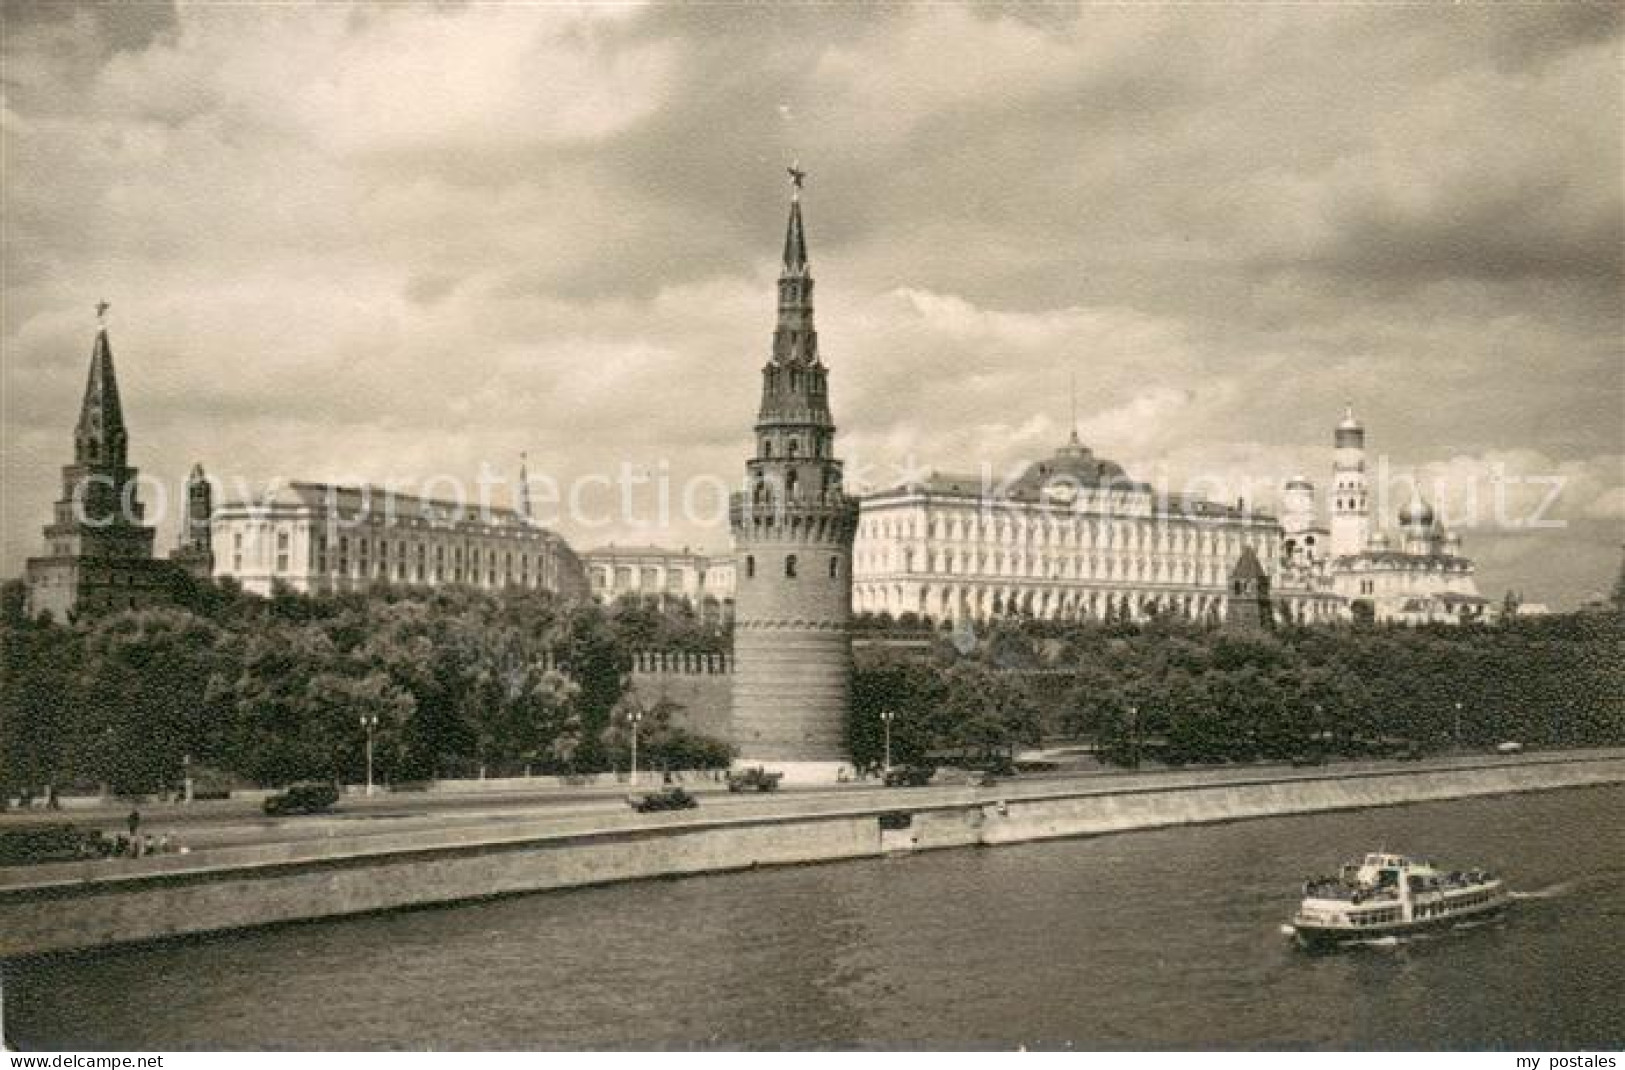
[{"left": 3, "top": 752, "right": 1621, "bottom": 957}]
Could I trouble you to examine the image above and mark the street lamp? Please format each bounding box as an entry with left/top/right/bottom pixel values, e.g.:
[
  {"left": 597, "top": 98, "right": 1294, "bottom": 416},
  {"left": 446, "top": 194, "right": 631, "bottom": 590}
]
[
  {"left": 1454, "top": 701, "right": 1463, "bottom": 751},
  {"left": 360, "top": 714, "right": 379, "bottom": 797},
  {"left": 1127, "top": 705, "right": 1140, "bottom": 769},
  {"left": 880, "top": 710, "right": 896, "bottom": 771},
  {"left": 628, "top": 705, "right": 644, "bottom": 786}
]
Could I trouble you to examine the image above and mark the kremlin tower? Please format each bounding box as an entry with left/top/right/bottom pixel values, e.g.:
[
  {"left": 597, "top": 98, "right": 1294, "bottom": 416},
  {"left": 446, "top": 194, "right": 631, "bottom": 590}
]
[
  {"left": 25, "top": 307, "right": 172, "bottom": 618},
  {"left": 727, "top": 167, "right": 860, "bottom": 780}
]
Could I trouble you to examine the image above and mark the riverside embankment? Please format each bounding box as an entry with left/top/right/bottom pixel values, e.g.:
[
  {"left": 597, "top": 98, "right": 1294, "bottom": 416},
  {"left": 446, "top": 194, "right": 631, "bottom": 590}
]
[{"left": 3, "top": 749, "right": 1622, "bottom": 957}]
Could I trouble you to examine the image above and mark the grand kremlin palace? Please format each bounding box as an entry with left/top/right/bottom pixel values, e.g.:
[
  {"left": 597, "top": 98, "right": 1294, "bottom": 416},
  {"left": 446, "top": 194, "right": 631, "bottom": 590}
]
[{"left": 851, "top": 430, "right": 1344, "bottom": 626}]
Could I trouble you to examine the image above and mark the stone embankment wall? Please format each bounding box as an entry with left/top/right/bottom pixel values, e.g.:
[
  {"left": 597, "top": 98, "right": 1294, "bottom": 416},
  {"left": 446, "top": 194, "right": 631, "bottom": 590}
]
[{"left": 3, "top": 754, "right": 1621, "bottom": 958}]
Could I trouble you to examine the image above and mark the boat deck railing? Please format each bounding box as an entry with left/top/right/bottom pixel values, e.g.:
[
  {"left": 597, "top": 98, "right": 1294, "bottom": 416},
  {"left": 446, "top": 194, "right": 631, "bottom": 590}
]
[{"left": 1303, "top": 871, "right": 1497, "bottom": 903}]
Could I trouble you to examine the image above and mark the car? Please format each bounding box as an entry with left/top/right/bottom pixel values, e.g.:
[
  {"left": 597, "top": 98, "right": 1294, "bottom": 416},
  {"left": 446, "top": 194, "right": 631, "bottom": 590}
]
[
  {"left": 1495, "top": 741, "right": 1525, "bottom": 755},
  {"left": 973, "top": 755, "right": 1017, "bottom": 778},
  {"left": 883, "top": 764, "right": 936, "bottom": 788},
  {"left": 263, "top": 782, "right": 340, "bottom": 816},
  {"left": 725, "top": 767, "right": 784, "bottom": 793},
  {"left": 629, "top": 787, "right": 698, "bottom": 813}
]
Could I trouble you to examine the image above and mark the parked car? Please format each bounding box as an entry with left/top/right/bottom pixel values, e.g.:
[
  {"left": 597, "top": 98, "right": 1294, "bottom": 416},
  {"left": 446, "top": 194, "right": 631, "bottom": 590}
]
[
  {"left": 263, "top": 782, "right": 340, "bottom": 816},
  {"left": 725, "top": 767, "right": 783, "bottom": 793},
  {"left": 629, "top": 787, "right": 698, "bottom": 813},
  {"left": 1495, "top": 741, "right": 1525, "bottom": 755},
  {"left": 883, "top": 765, "right": 936, "bottom": 788}
]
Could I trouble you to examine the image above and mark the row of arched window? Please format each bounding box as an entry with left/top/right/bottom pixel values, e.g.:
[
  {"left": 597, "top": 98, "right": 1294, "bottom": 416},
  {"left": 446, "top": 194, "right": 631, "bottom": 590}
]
[
  {"left": 859, "top": 512, "right": 1264, "bottom": 557},
  {"left": 743, "top": 554, "right": 843, "bottom": 580},
  {"left": 761, "top": 434, "right": 830, "bottom": 459}
]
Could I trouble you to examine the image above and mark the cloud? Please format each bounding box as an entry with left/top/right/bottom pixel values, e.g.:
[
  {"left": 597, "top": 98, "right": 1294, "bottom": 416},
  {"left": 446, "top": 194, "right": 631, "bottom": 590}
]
[{"left": 2, "top": 2, "right": 1620, "bottom": 610}]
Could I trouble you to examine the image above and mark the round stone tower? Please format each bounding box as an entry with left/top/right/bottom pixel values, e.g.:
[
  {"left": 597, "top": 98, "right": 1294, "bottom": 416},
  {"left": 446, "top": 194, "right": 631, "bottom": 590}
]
[
  {"left": 1330, "top": 403, "right": 1370, "bottom": 559},
  {"left": 728, "top": 168, "right": 859, "bottom": 782}
]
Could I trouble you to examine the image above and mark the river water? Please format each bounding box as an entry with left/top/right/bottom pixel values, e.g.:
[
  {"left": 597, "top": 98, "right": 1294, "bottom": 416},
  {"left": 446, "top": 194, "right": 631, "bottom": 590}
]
[{"left": 4, "top": 785, "right": 1622, "bottom": 1050}]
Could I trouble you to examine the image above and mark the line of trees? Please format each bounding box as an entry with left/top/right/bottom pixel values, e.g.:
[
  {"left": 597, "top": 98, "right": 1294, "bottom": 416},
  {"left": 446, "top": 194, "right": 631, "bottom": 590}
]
[
  {"left": 6, "top": 574, "right": 1620, "bottom": 799},
  {"left": 0, "top": 579, "right": 732, "bottom": 800},
  {"left": 850, "top": 604, "right": 1624, "bottom": 769}
]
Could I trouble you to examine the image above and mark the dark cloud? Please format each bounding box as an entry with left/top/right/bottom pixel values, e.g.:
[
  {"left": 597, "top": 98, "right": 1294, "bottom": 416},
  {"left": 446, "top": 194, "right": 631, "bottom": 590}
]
[{"left": 2, "top": 2, "right": 1620, "bottom": 607}]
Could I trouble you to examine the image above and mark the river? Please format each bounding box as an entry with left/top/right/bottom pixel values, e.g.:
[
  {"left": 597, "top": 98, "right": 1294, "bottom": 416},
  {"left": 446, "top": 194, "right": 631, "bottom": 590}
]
[{"left": 4, "top": 785, "right": 1622, "bottom": 1050}]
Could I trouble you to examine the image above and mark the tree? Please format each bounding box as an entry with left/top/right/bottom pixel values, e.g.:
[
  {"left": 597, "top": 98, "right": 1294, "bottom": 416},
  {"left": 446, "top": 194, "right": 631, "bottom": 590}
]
[
  {"left": 305, "top": 671, "right": 417, "bottom": 784},
  {"left": 850, "top": 650, "right": 946, "bottom": 769},
  {"left": 218, "top": 623, "right": 342, "bottom": 786},
  {"left": 73, "top": 609, "right": 225, "bottom": 796},
  {"left": 1, "top": 609, "right": 81, "bottom": 801},
  {"left": 602, "top": 697, "right": 732, "bottom": 772},
  {"left": 556, "top": 603, "right": 631, "bottom": 769}
]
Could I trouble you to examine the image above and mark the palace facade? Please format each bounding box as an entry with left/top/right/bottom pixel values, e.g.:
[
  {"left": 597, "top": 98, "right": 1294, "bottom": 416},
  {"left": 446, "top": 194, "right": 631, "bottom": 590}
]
[
  {"left": 211, "top": 482, "right": 587, "bottom": 599},
  {"left": 851, "top": 429, "right": 1343, "bottom": 626},
  {"left": 582, "top": 543, "right": 735, "bottom": 621}
]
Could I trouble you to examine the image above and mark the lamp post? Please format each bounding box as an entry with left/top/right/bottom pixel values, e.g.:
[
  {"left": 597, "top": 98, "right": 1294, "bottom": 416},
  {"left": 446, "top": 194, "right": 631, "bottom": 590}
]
[
  {"left": 628, "top": 706, "right": 644, "bottom": 786},
  {"left": 1454, "top": 701, "right": 1463, "bottom": 751},
  {"left": 360, "top": 714, "right": 379, "bottom": 797},
  {"left": 1127, "top": 705, "right": 1140, "bottom": 769},
  {"left": 880, "top": 710, "right": 896, "bottom": 771}
]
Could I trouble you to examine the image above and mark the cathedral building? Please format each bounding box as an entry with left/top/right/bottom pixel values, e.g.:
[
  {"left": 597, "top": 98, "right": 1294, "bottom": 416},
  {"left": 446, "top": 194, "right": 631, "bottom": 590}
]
[
  {"left": 25, "top": 311, "right": 209, "bottom": 620},
  {"left": 728, "top": 169, "right": 860, "bottom": 779},
  {"left": 852, "top": 428, "right": 1344, "bottom": 627},
  {"left": 210, "top": 482, "right": 586, "bottom": 599},
  {"left": 1280, "top": 406, "right": 1488, "bottom": 624},
  {"left": 1321, "top": 408, "right": 1487, "bottom": 623}
]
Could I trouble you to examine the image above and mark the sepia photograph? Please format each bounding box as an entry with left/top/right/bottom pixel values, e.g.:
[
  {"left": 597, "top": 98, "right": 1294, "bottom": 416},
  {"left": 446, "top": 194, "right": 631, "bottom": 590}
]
[{"left": 0, "top": 0, "right": 1621, "bottom": 1056}]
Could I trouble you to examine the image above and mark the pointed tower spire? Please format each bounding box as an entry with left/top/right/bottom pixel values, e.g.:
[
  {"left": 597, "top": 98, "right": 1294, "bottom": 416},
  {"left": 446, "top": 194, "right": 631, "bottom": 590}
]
[
  {"left": 518, "top": 451, "right": 533, "bottom": 525},
  {"left": 772, "top": 163, "right": 818, "bottom": 367},
  {"left": 75, "top": 302, "right": 129, "bottom": 469},
  {"left": 783, "top": 163, "right": 808, "bottom": 273}
]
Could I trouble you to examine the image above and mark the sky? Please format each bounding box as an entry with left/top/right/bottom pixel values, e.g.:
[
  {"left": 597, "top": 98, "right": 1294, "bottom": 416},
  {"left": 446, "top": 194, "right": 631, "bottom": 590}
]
[{"left": 2, "top": 1, "right": 1621, "bottom": 608}]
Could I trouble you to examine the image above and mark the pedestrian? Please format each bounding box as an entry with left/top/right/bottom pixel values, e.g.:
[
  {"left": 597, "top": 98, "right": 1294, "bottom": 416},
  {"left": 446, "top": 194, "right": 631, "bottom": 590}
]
[{"left": 126, "top": 808, "right": 141, "bottom": 838}]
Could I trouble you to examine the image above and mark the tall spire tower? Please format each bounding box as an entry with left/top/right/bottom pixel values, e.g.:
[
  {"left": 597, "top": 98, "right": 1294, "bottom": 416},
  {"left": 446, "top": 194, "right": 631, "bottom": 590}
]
[
  {"left": 27, "top": 304, "right": 167, "bottom": 619},
  {"left": 1330, "top": 402, "right": 1370, "bottom": 558},
  {"left": 728, "top": 166, "right": 860, "bottom": 780}
]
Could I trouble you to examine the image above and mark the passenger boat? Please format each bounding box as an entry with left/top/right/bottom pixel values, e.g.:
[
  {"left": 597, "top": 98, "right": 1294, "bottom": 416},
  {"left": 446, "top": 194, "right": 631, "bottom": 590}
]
[{"left": 1290, "top": 851, "right": 1508, "bottom": 948}]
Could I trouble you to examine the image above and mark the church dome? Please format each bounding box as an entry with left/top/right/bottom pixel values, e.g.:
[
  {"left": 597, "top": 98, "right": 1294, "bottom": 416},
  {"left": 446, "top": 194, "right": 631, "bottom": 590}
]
[
  {"left": 1011, "top": 435, "right": 1129, "bottom": 495},
  {"left": 1399, "top": 495, "right": 1435, "bottom": 528}
]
